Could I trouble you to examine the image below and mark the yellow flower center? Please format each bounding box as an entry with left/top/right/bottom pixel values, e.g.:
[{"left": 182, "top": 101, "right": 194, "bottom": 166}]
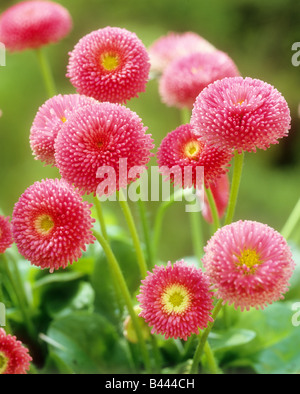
[
  {"left": 234, "top": 99, "right": 245, "bottom": 106},
  {"left": 100, "top": 52, "right": 120, "bottom": 71},
  {"left": 183, "top": 140, "right": 201, "bottom": 160},
  {"left": 61, "top": 116, "right": 67, "bottom": 123},
  {"left": 236, "top": 249, "right": 261, "bottom": 274},
  {"left": 191, "top": 66, "right": 203, "bottom": 75},
  {"left": 34, "top": 214, "right": 55, "bottom": 235},
  {"left": 0, "top": 351, "right": 8, "bottom": 374},
  {"left": 161, "top": 283, "right": 191, "bottom": 314}
]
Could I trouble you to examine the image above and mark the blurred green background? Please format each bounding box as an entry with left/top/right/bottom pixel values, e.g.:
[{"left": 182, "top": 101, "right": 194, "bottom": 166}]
[{"left": 0, "top": 0, "right": 300, "bottom": 262}]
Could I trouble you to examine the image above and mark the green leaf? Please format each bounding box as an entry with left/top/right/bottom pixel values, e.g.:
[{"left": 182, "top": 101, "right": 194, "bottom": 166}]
[
  {"left": 209, "top": 328, "right": 256, "bottom": 353},
  {"left": 231, "top": 302, "right": 300, "bottom": 373},
  {"left": 33, "top": 271, "right": 84, "bottom": 289},
  {"left": 46, "top": 312, "right": 133, "bottom": 374},
  {"left": 253, "top": 328, "right": 300, "bottom": 374},
  {"left": 91, "top": 238, "right": 141, "bottom": 323},
  {"left": 44, "top": 281, "right": 95, "bottom": 319},
  {"left": 41, "top": 352, "right": 75, "bottom": 374}
]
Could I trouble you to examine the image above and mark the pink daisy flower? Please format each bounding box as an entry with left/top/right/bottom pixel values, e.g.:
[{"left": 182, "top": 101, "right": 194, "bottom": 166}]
[
  {"left": 0, "top": 328, "right": 32, "bottom": 374},
  {"left": 30, "top": 94, "right": 96, "bottom": 166},
  {"left": 202, "top": 173, "right": 229, "bottom": 224},
  {"left": 191, "top": 76, "right": 291, "bottom": 153},
  {"left": 157, "top": 123, "right": 232, "bottom": 189},
  {"left": 137, "top": 260, "right": 214, "bottom": 340},
  {"left": 12, "top": 178, "right": 95, "bottom": 272},
  {"left": 159, "top": 51, "right": 239, "bottom": 109},
  {"left": 148, "top": 31, "right": 216, "bottom": 74},
  {"left": 0, "top": 215, "right": 13, "bottom": 254},
  {"left": 54, "top": 101, "right": 154, "bottom": 196},
  {"left": 0, "top": 0, "right": 72, "bottom": 52},
  {"left": 202, "top": 220, "right": 295, "bottom": 311},
  {"left": 66, "top": 26, "right": 150, "bottom": 104}
]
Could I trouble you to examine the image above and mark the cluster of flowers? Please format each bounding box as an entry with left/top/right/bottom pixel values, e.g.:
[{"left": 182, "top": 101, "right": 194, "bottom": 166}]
[{"left": 0, "top": 0, "right": 296, "bottom": 373}]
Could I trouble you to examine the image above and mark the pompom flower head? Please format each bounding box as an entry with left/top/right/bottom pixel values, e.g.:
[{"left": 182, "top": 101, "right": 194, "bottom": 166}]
[
  {"left": 12, "top": 178, "right": 95, "bottom": 272},
  {"left": 157, "top": 123, "right": 232, "bottom": 189},
  {"left": 202, "top": 220, "right": 295, "bottom": 311},
  {"left": 0, "top": 328, "right": 32, "bottom": 374},
  {"left": 191, "top": 76, "right": 291, "bottom": 153},
  {"left": 159, "top": 51, "right": 239, "bottom": 109},
  {"left": 30, "top": 94, "right": 95, "bottom": 166},
  {"left": 0, "top": 215, "right": 13, "bottom": 254},
  {"left": 66, "top": 26, "right": 150, "bottom": 104},
  {"left": 137, "top": 260, "right": 214, "bottom": 340},
  {"left": 54, "top": 101, "right": 154, "bottom": 196},
  {"left": 0, "top": 0, "right": 72, "bottom": 52},
  {"left": 148, "top": 31, "right": 216, "bottom": 74}
]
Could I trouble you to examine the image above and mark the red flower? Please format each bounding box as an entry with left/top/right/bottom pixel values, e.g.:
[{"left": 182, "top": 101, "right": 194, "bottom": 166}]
[
  {"left": 137, "top": 260, "right": 214, "bottom": 340},
  {"left": 159, "top": 51, "right": 239, "bottom": 109},
  {"left": 0, "top": 328, "right": 32, "bottom": 374},
  {"left": 191, "top": 77, "right": 291, "bottom": 153},
  {"left": 202, "top": 220, "right": 295, "bottom": 311},
  {"left": 54, "top": 101, "right": 154, "bottom": 196},
  {"left": 202, "top": 173, "right": 229, "bottom": 224},
  {"left": 30, "top": 94, "right": 96, "bottom": 166},
  {"left": 0, "top": 215, "right": 13, "bottom": 254},
  {"left": 12, "top": 178, "right": 95, "bottom": 272},
  {"left": 157, "top": 123, "right": 232, "bottom": 189},
  {"left": 148, "top": 31, "right": 215, "bottom": 74},
  {"left": 0, "top": 0, "right": 72, "bottom": 52},
  {"left": 67, "top": 27, "right": 150, "bottom": 104}
]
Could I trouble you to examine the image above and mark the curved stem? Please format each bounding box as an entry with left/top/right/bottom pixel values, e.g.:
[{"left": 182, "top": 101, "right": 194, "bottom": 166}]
[
  {"left": 180, "top": 107, "right": 191, "bottom": 124},
  {"left": 190, "top": 299, "right": 223, "bottom": 374},
  {"left": 205, "top": 187, "right": 221, "bottom": 233},
  {"left": 224, "top": 150, "right": 244, "bottom": 226},
  {"left": 152, "top": 189, "right": 184, "bottom": 264},
  {"left": 93, "top": 230, "right": 152, "bottom": 372},
  {"left": 281, "top": 197, "right": 300, "bottom": 240},
  {"left": 93, "top": 196, "right": 108, "bottom": 241},
  {"left": 117, "top": 190, "right": 148, "bottom": 279},
  {"left": 35, "top": 48, "right": 57, "bottom": 98},
  {"left": 189, "top": 211, "right": 204, "bottom": 267},
  {"left": 137, "top": 199, "right": 155, "bottom": 270},
  {"left": 1, "top": 254, "right": 36, "bottom": 339},
  {"left": 204, "top": 341, "right": 222, "bottom": 374}
]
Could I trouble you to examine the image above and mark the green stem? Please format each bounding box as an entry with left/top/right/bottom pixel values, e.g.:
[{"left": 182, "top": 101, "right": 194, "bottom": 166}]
[
  {"left": 35, "top": 47, "right": 57, "bottom": 98},
  {"left": 137, "top": 199, "right": 155, "bottom": 270},
  {"left": 1, "top": 254, "right": 36, "bottom": 339},
  {"left": 93, "top": 196, "right": 108, "bottom": 241},
  {"left": 93, "top": 197, "right": 125, "bottom": 317},
  {"left": 152, "top": 188, "right": 185, "bottom": 264},
  {"left": 93, "top": 230, "right": 152, "bottom": 372},
  {"left": 150, "top": 334, "right": 162, "bottom": 373},
  {"left": 204, "top": 341, "right": 222, "bottom": 374},
  {"left": 281, "top": 197, "right": 300, "bottom": 240},
  {"left": 180, "top": 107, "right": 191, "bottom": 124},
  {"left": 190, "top": 299, "right": 223, "bottom": 374},
  {"left": 189, "top": 211, "right": 204, "bottom": 267},
  {"left": 7, "top": 251, "right": 30, "bottom": 309},
  {"left": 117, "top": 190, "right": 148, "bottom": 279},
  {"left": 205, "top": 186, "right": 221, "bottom": 233},
  {"left": 224, "top": 150, "right": 244, "bottom": 226}
]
